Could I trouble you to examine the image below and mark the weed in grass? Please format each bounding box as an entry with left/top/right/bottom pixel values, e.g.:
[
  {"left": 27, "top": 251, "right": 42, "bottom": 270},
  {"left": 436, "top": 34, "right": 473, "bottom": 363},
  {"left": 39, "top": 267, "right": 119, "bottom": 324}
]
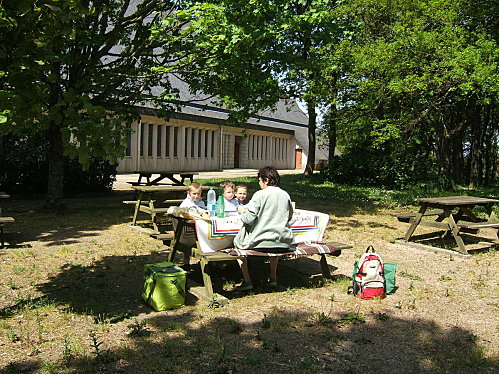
[
  {"left": 6, "top": 277, "right": 18, "bottom": 290},
  {"left": 242, "top": 355, "right": 263, "bottom": 365},
  {"left": 340, "top": 312, "right": 366, "bottom": 324},
  {"left": 227, "top": 320, "right": 243, "bottom": 334},
  {"left": 164, "top": 322, "right": 184, "bottom": 332},
  {"left": 308, "top": 311, "right": 333, "bottom": 326},
  {"left": 217, "top": 343, "right": 229, "bottom": 364},
  {"left": 7, "top": 329, "right": 20, "bottom": 342},
  {"left": 374, "top": 312, "right": 390, "bottom": 321},
  {"left": 399, "top": 270, "right": 423, "bottom": 281},
  {"left": 408, "top": 299, "right": 417, "bottom": 310},
  {"left": 127, "top": 319, "right": 150, "bottom": 337},
  {"left": 355, "top": 336, "right": 373, "bottom": 344},
  {"left": 262, "top": 338, "right": 280, "bottom": 352},
  {"left": 89, "top": 331, "right": 113, "bottom": 363},
  {"left": 298, "top": 356, "right": 320, "bottom": 369},
  {"left": 62, "top": 337, "right": 73, "bottom": 362},
  {"left": 41, "top": 361, "right": 58, "bottom": 374},
  {"left": 261, "top": 314, "right": 270, "bottom": 329},
  {"left": 208, "top": 296, "right": 222, "bottom": 309},
  {"left": 439, "top": 275, "right": 452, "bottom": 282},
  {"left": 12, "top": 265, "right": 26, "bottom": 274}
]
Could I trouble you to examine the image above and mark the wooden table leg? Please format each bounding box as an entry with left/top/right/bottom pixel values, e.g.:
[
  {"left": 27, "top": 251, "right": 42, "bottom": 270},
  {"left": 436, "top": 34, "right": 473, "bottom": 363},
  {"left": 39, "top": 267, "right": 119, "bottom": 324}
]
[
  {"left": 403, "top": 204, "right": 428, "bottom": 241},
  {"left": 319, "top": 254, "right": 332, "bottom": 278},
  {"left": 168, "top": 218, "right": 184, "bottom": 262},
  {"left": 444, "top": 210, "right": 469, "bottom": 254},
  {"left": 132, "top": 192, "right": 143, "bottom": 225}
]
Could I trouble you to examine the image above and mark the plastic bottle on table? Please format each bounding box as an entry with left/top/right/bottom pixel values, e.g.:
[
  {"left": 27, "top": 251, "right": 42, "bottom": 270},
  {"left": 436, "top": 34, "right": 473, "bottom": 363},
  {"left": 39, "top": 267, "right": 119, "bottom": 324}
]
[
  {"left": 207, "top": 188, "right": 216, "bottom": 217},
  {"left": 215, "top": 187, "right": 225, "bottom": 218}
]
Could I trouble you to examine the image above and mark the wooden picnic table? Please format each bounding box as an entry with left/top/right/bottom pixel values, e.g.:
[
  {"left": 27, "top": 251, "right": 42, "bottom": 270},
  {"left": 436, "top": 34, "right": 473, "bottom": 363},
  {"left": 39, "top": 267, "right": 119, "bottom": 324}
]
[
  {"left": 397, "top": 195, "right": 499, "bottom": 255},
  {"left": 130, "top": 171, "right": 199, "bottom": 187},
  {"left": 165, "top": 208, "right": 351, "bottom": 305},
  {"left": 127, "top": 185, "right": 212, "bottom": 233},
  {"left": 0, "top": 192, "right": 14, "bottom": 248}
]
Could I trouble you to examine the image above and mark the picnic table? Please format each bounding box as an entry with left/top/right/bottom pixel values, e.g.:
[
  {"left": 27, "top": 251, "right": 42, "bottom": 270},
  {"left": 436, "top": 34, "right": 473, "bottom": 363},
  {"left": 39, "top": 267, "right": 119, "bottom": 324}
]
[
  {"left": 395, "top": 196, "right": 499, "bottom": 255},
  {"left": 165, "top": 207, "right": 352, "bottom": 305},
  {"left": 0, "top": 192, "right": 15, "bottom": 248},
  {"left": 127, "top": 185, "right": 212, "bottom": 233},
  {"left": 130, "top": 171, "right": 199, "bottom": 187}
]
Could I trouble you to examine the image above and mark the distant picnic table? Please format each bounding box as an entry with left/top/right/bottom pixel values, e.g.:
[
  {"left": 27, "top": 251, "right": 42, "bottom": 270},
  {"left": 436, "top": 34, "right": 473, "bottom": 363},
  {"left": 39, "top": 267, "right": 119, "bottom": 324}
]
[
  {"left": 0, "top": 191, "right": 15, "bottom": 248},
  {"left": 129, "top": 171, "right": 199, "bottom": 187},
  {"left": 394, "top": 195, "right": 499, "bottom": 255}
]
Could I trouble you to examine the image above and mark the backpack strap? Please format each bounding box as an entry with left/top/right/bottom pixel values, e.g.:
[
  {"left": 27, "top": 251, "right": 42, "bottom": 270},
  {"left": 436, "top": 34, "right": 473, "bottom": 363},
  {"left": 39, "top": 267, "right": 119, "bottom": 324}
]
[{"left": 365, "top": 245, "right": 376, "bottom": 253}]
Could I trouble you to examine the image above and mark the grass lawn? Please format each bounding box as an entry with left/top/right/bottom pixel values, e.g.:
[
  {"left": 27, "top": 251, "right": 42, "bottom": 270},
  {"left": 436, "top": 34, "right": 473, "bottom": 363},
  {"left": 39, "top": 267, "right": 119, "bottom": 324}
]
[{"left": 0, "top": 175, "right": 497, "bottom": 373}]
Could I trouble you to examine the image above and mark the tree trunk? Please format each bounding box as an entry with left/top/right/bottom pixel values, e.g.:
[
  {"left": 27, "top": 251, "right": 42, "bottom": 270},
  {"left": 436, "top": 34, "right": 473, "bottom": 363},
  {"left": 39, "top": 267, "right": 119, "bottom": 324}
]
[
  {"left": 304, "top": 99, "right": 317, "bottom": 176},
  {"left": 468, "top": 99, "right": 483, "bottom": 188},
  {"left": 328, "top": 113, "right": 337, "bottom": 162},
  {"left": 46, "top": 119, "right": 65, "bottom": 209}
]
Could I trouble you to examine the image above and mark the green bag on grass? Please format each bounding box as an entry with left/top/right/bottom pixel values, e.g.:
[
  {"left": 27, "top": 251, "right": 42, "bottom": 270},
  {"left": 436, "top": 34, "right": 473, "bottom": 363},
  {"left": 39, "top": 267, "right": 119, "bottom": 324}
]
[
  {"left": 142, "top": 262, "right": 186, "bottom": 311},
  {"left": 384, "top": 262, "right": 398, "bottom": 295}
]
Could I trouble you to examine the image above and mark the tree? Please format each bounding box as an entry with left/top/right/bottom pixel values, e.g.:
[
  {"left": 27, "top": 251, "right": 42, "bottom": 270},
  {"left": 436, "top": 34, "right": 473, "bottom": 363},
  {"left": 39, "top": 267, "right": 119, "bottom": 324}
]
[
  {"left": 334, "top": 0, "right": 498, "bottom": 187},
  {"left": 162, "top": 0, "right": 348, "bottom": 175},
  {"left": 0, "top": 0, "right": 190, "bottom": 207}
]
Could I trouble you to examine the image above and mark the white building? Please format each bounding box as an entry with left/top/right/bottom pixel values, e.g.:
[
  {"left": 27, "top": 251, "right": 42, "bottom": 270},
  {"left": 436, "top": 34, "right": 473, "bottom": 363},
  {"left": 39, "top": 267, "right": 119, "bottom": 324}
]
[{"left": 117, "top": 78, "right": 328, "bottom": 173}]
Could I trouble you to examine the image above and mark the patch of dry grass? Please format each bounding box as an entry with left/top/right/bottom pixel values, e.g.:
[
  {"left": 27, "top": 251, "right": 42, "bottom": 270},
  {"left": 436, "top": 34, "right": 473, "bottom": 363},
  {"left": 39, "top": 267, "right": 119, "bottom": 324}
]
[{"left": 0, "top": 185, "right": 497, "bottom": 374}]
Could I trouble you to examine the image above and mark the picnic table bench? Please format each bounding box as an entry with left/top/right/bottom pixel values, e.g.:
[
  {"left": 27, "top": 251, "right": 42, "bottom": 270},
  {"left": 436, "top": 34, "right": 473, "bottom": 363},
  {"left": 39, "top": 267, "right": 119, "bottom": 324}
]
[
  {"left": 164, "top": 208, "right": 352, "bottom": 305},
  {"left": 1, "top": 192, "right": 15, "bottom": 248},
  {"left": 126, "top": 185, "right": 212, "bottom": 233},
  {"left": 395, "top": 196, "right": 499, "bottom": 255}
]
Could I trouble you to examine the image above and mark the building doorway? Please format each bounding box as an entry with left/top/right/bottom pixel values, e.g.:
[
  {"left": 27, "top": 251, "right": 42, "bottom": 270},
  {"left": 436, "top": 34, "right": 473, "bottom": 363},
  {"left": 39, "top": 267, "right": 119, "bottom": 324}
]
[
  {"left": 295, "top": 148, "right": 303, "bottom": 169},
  {"left": 234, "top": 137, "right": 241, "bottom": 168}
]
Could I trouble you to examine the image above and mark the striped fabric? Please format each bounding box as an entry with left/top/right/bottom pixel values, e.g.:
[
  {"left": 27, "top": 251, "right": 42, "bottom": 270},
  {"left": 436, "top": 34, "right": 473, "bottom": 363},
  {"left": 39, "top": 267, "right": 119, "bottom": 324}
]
[{"left": 225, "top": 241, "right": 342, "bottom": 258}]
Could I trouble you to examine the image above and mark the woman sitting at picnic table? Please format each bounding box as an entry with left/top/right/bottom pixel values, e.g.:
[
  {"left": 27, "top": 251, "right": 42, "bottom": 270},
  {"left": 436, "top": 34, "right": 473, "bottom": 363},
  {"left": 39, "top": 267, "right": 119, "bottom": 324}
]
[{"left": 234, "top": 166, "right": 294, "bottom": 291}]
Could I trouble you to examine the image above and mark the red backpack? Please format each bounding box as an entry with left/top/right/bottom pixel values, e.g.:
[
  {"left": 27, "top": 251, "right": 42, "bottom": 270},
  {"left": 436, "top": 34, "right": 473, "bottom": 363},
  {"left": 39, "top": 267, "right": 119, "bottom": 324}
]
[{"left": 351, "top": 246, "right": 386, "bottom": 299}]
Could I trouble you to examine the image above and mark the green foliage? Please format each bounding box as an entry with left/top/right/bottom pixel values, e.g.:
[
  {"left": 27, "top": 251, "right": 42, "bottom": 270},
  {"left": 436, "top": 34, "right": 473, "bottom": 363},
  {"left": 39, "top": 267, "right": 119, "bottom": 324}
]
[
  {"left": 0, "top": 129, "right": 116, "bottom": 193},
  {"left": 321, "top": 150, "right": 440, "bottom": 189}
]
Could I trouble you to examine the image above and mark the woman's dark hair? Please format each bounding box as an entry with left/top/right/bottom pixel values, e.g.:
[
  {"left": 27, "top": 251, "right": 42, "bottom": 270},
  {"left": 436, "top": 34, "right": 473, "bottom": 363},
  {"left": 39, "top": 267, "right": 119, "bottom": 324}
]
[{"left": 258, "top": 166, "right": 280, "bottom": 186}]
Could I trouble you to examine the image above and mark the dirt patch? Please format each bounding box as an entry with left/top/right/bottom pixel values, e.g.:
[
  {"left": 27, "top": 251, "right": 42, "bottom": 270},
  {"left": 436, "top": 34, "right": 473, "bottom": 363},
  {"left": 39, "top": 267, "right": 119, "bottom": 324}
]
[{"left": 0, "top": 191, "right": 497, "bottom": 373}]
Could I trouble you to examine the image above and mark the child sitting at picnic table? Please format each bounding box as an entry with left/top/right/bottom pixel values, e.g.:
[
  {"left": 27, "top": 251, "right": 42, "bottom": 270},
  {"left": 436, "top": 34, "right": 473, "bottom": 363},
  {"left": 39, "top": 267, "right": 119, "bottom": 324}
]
[
  {"left": 220, "top": 180, "right": 240, "bottom": 214},
  {"left": 180, "top": 182, "right": 207, "bottom": 211},
  {"left": 235, "top": 184, "right": 248, "bottom": 206},
  {"left": 233, "top": 167, "right": 294, "bottom": 291}
]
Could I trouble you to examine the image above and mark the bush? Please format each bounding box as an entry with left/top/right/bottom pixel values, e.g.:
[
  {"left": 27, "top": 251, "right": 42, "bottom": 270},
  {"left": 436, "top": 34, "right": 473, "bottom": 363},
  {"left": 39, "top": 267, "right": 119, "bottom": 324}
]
[
  {"left": 0, "top": 129, "right": 117, "bottom": 193},
  {"left": 320, "top": 149, "right": 440, "bottom": 189}
]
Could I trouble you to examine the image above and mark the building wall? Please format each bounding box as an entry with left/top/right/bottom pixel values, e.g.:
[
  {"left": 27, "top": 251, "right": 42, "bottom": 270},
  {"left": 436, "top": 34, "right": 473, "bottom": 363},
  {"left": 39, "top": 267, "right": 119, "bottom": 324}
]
[{"left": 117, "top": 115, "right": 298, "bottom": 173}]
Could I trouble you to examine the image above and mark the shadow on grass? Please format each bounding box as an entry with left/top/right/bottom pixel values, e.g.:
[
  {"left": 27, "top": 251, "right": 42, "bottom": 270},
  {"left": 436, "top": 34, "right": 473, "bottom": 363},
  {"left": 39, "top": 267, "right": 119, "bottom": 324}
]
[
  {"left": 0, "top": 251, "right": 329, "bottom": 320},
  {"left": 4, "top": 307, "right": 495, "bottom": 374},
  {"left": 0, "top": 191, "right": 135, "bottom": 248}
]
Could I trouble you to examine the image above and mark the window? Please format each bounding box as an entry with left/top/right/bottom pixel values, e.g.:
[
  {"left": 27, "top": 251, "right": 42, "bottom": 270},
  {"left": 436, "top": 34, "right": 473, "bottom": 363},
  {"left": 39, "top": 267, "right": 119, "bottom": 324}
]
[
  {"left": 198, "top": 129, "right": 202, "bottom": 157},
  {"left": 184, "top": 128, "right": 189, "bottom": 157},
  {"left": 156, "top": 125, "right": 162, "bottom": 157},
  {"left": 139, "top": 123, "right": 145, "bottom": 156},
  {"left": 204, "top": 130, "right": 208, "bottom": 157},
  {"left": 173, "top": 127, "right": 178, "bottom": 157},
  {"left": 191, "top": 128, "right": 195, "bottom": 157},
  {"left": 125, "top": 123, "right": 131, "bottom": 157},
  {"left": 147, "top": 124, "right": 153, "bottom": 156},
  {"left": 165, "top": 126, "right": 170, "bottom": 157},
  {"left": 211, "top": 131, "right": 215, "bottom": 158}
]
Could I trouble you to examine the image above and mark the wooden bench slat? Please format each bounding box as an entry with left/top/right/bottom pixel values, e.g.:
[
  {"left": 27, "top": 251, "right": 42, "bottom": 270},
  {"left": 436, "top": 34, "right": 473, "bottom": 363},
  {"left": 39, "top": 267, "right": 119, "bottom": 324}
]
[
  {"left": 139, "top": 206, "right": 170, "bottom": 214},
  {"left": 392, "top": 209, "right": 445, "bottom": 219},
  {"left": 458, "top": 222, "right": 499, "bottom": 229},
  {"left": 150, "top": 232, "right": 174, "bottom": 240}
]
